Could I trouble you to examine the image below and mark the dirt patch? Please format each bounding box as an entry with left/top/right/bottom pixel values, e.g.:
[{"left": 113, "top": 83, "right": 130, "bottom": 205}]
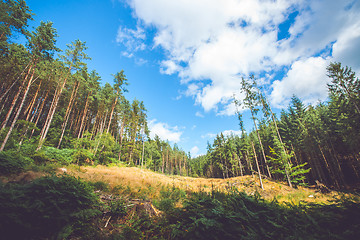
[{"left": 0, "top": 171, "right": 45, "bottom": 184}]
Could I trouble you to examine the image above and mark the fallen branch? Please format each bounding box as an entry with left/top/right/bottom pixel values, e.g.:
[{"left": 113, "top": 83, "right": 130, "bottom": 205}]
[{"left": 104, "top": 216, "right": 111, "bottom": 228}]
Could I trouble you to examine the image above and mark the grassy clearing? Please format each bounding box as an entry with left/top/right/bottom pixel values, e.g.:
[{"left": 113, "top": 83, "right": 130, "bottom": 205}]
[{"left": 67, "top": 164, "right": 358, "bottom": 204}]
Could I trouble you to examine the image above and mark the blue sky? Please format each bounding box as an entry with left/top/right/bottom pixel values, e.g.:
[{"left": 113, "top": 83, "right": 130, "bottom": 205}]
[{"left": 25, "top": 0, "right": 360, "bottom": 157}]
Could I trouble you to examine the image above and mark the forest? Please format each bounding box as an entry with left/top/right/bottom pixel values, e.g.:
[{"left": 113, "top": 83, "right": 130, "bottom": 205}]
[
  {"left": 0, "top": 0, "right": 190, "bottom": 176},
  {"left": 1, "top": 1, "right": 360, "bottom": 239},
  {"left": 191, "top": 70, "right": 360, "bottom": 189}
]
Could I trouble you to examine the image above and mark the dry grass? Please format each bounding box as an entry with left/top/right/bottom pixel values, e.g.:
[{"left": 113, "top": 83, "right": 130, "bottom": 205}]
[{"left": 66, "top": 165, "right": 357, "bottom": 204}]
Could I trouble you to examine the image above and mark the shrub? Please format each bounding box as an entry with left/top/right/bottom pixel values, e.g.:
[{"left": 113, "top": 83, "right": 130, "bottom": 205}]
[
  {"left": 0, "top": 175, "right": 100, "bottom": 239},
  {"left": 110, "top": 198, "right": 128, "bottom": 217},
  {"left": 31, "top": 150, "right": 51, "bottom": 164},
  {"left": 73, "top": 148, "right": 94, "bottom": 165},
  {"left": 154, "top": 186, "right": 186, "bottom": 213},
  {"left": 0, "top": 150, "right": 33, "bottom": 174},
  {"left": 89, "top": 180, "right": 110, "bottom": 192},
  {"left": 42, "top": 146, "right": 74, "bottom": 165}
]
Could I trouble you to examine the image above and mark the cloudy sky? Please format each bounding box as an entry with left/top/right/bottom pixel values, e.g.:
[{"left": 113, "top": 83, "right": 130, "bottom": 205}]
[{"left": 26, "top": 0, "right": 360, "bottom": 156}]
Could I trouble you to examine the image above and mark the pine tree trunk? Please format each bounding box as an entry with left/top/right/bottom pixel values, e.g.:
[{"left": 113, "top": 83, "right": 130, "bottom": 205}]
[
  {"left": 1, "top": 65, "right": 35, "bottom": 151},
  {"left": 93, "top": 111, "right": 107, "bottom": 155},
  {"left": 118, "top": 116, "right": 127, "bottom": 160},
  {"left": 318, "top": 144, "right": 339, "bottom": 188},
  {"left": 57, "top": 81, "right": 79, "bottom": 148},
  {"left": 246, "top": 150, "right": 254, "bottom": 177},
  {"left": 36, "top": 80, "right": 60, "bottom": 150},
  {"left": 30, "top": 88, "right": 50, "bottom": 139},
  {"left": 251, "top": 111, "right": 272, "bottom": 178},
  {"left": 128, "top": 119, "right": 138, "bottom": 164},
  {"left": 141, "top": 135, "right": 145, "bottom": 168},
  {"left": 251, "top": 141, "right": 264, "bottom": 190},
  {"left": 1, "top": 84, "right": 23, "bottom": 130},
  {"left": 18, "top": 80, "right": 43, "bottom": 146},
  {"left": 237, "top": 154, "right": 243, "bottom": 176},
  {"left": 0, "top": 94, "right": 9, "bottom": 116},
  {"left": 37, "top": 63, "right": 72, "bottom": 150},
  {"left": 77, "top": 93, "right": 90, "bottom": 139},
  {"left": 0, "top": 62, "right": 31, "bottom": 103},
  {"left": 162, "top": 151, "right": 165, "bottom": 173},
  {"left": 24, "top": 79, "right": 42, "bottom": 122},
  {"left": 106, "top": 93, "right": 118, "bottom": 133},
  {"left": 269, "top": 107, "right": 292, "bottom": 187}
]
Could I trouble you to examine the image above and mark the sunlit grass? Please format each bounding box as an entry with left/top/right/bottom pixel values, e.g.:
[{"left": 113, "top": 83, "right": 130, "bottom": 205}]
[{"left": 66, "top": 164, "right": 358, "bottom": 204}]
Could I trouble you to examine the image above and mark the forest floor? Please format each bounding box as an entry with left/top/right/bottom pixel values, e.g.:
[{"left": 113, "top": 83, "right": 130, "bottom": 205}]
[
  {"left": 2, "top": 164, "right": 360, "bottom": 239},
  {"left": 64, "top": 164, "right": 357, "bottom": 204}
]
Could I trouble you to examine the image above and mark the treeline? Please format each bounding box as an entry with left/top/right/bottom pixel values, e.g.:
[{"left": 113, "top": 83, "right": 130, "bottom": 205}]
[
  {"left": 0, "top": 0, "right": 189, "bottom": 174},
  {"left": 191, "top": 64, "right": 360, "bottom": 189}
]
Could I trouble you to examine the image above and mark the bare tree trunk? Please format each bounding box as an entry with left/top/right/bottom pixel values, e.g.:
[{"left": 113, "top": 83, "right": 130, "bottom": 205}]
[
  {"left": 237, "top": 154, "right": 243, "bottom": 176},
  {"left": 57, "top": 81, "right": 79, "bottom": 148},
  {"left": 128, "top": 119, "right": 138, "bottom": 164},
  {"left": 251, "top": 141, "right": 264, "bottom": 190},
  {"left": 1, "top": 65, "right": 35, "bottom": 151},
  {"left": 30, "top": 88, "right": 50, "bottom": 139},
  {"left": 251, "top": 111, "right": 272, "bottom": 178},
  {"left": 23, "top": 79, "right": 42, "bottom": 122},
  {"left": 77, "top": 93, "right": 90, "bottom": 139},
  {"left": 18, "top": 81, "right": 43, "bottom": 146},
  {"left": 1, "top": 84, "right": 23, "bottom": 130},
  {"left": 0, "top": 94, "right": 9, "bottom": 116},
  {"left": 0, "top": 62, "right": 30, "bottom": 103},
  {"left": 162, "top": 151, "right": 165, "bottom": 173},
  {"left": 268, "top": 106, "right": 292, "bottom": 187},
  {"left": 118, "top": 117, "right": 127, "bottom": 161},
  {"left": 93, "top": 111, "right": 107, "bottom": 155},
  {"left": 141, "top": 134, "right": 145, "bottom": 168},
  {"left": 106, "top": 93, "right": 118, "bottom": 133},
  {"left": 246, "top": 150, "right": 254, "bottom": 177},
  {"left": 37, "top": 63, "right": 72, "bottom": 150},
  {"left": 36, "top": 79, "right": 60, "bottom": 150},
  {"left": 318, "top": 144, "right": 339, "bottom": 188}
]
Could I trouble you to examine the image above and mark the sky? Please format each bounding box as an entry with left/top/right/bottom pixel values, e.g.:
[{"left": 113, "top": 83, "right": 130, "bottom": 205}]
[{"left": 24, "top": 0, "right": 360, "bottom": 157}]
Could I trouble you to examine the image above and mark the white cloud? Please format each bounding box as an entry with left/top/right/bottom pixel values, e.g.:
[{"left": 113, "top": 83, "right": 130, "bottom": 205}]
[
  {"left": 134, "top": 57, "right": 148, "bottom": 66},
  {"left": 125, "top": 0, "right": 360, "bottom": 112},
  {"left": 160, "top": 60, "right": 181, "bottom": 75},
  {"left": 222, "top": 130, "right": 242, "bottom": 137},
  {"left": 201, "top": 133, "right": 216, "bottom": 139},
  {"left": 332, "top": 18, "right": 360, "bottom": 73},
  {"left": 148, "top": 119, "right": 183, "bottom": 143},
  {"left": 116, "top": 26, "right": 146, "bottom": 55},
  {"left": 201, "top": 129, "right": 242, "bottom": 140},
  {"left": 195, "top": 112, "right": 204, "bottom": 118},
  {"left": 190, "top": 146, "right": 199, "bottom": 157},
  {"left": 270, "top": 57, "right": 330, "bottom": 108}
]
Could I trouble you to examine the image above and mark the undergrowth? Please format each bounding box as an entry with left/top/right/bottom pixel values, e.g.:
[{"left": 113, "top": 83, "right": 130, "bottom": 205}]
[
  {"left": 0, "top": 174, "right": 101, "bottom": 239},
  {"left": 0, "top": 173, "right": 359, "bottom": 239},
  {"left": 164, "top": 190, "right": 360, "bottom": 240}
]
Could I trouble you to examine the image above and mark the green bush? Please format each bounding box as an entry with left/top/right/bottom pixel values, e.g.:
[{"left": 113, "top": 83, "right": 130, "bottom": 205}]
[
  {"left": 154, "top": 186, "right": 186, "bottom": 213},
  {"left": 30, "top": 147, "right": 74, "bottom": 165},
  {"left": 0, "top": 150, "right": 33, "bottom": 174},
  {"left": 89, "top": 180, "right": 110, "bottom": 192},
  {"left": 73, "top": 148, "right": 94, "bottom": 165},
  {"left": 42, "top": 146, "right": 74, "bottom": 165},
  {"left": 31, "top": 150, "right": 51, "bottom": 164},
  {"left": 0, "top": 175, "right": 101, "bottom": 239},
  {"left": 110, "top": 198, "right": 128, "bottom": 217}
]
